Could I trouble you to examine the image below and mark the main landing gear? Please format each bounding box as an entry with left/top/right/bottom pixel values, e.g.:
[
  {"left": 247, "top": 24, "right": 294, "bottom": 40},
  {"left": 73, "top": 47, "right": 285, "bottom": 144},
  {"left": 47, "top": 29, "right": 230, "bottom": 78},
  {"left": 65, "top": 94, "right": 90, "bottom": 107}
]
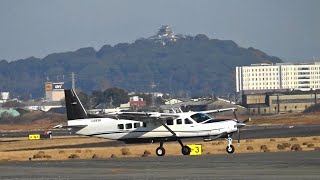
[
  {"left": 226, "top": 134, "right": 235, "bottom": 154},
  {"left": 156, "top": 139, "right": 191, "bottom": 156},
  {"left": 156, "top": 141, "right": 166, "bottom": 156}
]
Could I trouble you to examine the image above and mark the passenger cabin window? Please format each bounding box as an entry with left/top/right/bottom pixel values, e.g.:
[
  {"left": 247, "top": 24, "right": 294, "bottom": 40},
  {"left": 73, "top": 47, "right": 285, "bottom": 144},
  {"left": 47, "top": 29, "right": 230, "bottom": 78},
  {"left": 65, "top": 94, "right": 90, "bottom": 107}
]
[
  {"left": 176, "top": 119, "right": 182, "bottom": 125},
  {"left": 184, "top": 118, "right": 193, "bottom": 124},
  {"left": 191, "top": 113, "right": 211, "bottom": 123},
  {"left": 166, "top": 119, "right": 174, "bottom": 125},
  {"left": 126, "top": 123, "right": 132, "bottom": 129},
  {"left": 118, "top": 124, "right": 124, "bottom": 129},
  {"left": 134, "top": 122, "right": 140, "bottom": 128},
  {"left": 142, "top": 122, "right": 147, "bottom": 127}
]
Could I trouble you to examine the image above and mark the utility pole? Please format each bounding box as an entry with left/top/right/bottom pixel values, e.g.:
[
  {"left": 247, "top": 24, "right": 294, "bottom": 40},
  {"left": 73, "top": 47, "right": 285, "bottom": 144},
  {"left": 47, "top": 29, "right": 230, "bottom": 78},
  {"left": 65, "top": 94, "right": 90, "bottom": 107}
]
[{"left": 72, "top": 72, "right": 75, "bottom": 89}]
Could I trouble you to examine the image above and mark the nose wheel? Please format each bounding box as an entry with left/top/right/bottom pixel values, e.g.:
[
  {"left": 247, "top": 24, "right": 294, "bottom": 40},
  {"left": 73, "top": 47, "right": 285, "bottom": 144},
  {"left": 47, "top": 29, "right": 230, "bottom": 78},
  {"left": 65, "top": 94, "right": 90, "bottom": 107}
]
[
  {"left": 226, "top": 145, "right": 235, "bottom": 154},
  {"left": 226, "top": 134, "right": 235, "bottom": 154}
]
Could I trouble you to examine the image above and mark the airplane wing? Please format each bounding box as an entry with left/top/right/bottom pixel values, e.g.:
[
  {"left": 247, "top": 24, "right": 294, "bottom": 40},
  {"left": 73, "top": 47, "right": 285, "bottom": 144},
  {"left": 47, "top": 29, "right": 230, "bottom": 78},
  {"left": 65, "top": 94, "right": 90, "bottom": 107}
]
[
  {"left": 110, "top": 112, "right": 180, "bottom": 122},
  {"left": 200, "top": 107, "right": 237, "bottom": 114}
]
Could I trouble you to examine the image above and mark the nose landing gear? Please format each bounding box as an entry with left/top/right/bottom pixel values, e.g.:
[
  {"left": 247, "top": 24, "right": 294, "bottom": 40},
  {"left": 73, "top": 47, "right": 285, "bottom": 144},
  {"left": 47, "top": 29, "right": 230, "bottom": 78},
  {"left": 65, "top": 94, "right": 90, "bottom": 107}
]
[{"left": 226, "top": 134, "right": 235, "bottom": 154}]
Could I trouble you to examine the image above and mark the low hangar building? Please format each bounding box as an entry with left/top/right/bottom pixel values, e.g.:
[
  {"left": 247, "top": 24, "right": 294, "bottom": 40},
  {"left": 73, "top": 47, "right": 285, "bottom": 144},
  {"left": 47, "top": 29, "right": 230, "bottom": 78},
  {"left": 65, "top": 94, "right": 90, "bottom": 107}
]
[{"left": 242, "top": 90, "right": 320, "bottom": 114}]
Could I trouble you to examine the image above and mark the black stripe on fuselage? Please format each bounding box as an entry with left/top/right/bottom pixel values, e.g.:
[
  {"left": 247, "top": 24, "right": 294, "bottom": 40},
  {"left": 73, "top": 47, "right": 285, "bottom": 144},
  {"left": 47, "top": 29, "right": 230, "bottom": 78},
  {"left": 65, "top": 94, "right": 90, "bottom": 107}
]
[{"left": 86, "top": 129, "right": 223, "bottom": 136}]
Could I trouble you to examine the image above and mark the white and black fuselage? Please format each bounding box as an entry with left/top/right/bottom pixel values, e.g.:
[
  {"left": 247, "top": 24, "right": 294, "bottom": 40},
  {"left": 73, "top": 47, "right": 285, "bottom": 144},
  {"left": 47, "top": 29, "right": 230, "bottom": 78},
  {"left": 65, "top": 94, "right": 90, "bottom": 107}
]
[{"left": 67, "top": 113, "right": 239, "bottom": 141}]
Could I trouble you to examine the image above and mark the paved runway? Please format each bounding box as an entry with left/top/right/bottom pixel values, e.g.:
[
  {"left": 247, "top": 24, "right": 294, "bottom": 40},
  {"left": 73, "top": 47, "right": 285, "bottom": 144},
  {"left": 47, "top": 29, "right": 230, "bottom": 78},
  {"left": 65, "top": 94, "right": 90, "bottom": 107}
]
[
  {"left": 0, "top": 151, "right": 319, "bottom": 179},
  {"left": 2, "top": 125, "right": 320, "bottom": 151},
  {"left": 241, "top": 124, "right": 320, "bottom": 139},
  {"left": 2, "top": 124, "right": 320, "bottom": 139}
]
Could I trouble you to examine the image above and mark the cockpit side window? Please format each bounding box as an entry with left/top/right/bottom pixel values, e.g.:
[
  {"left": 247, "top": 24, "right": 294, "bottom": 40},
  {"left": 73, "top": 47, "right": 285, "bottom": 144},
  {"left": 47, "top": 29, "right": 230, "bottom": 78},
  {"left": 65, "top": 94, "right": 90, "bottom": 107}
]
[
  {"left": 191, "top": 113, "right": 211, "bottom": 123},
  {"left": 184, "top": 118, "right": 193, "bottom": 124}
]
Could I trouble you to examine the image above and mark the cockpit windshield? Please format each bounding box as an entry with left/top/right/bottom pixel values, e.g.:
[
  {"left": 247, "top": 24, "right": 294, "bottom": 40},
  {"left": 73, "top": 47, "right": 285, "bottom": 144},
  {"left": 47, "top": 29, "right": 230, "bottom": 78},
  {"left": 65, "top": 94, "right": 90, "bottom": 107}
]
[{"left": 190, "top": 113, "right": 212, "bottom": 123}]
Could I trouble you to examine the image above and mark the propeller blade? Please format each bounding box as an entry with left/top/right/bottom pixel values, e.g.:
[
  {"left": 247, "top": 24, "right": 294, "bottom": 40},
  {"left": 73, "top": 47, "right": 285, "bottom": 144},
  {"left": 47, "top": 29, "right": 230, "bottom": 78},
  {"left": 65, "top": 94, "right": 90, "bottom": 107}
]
[
  {"left": 237, "top": 129, "right": 240, "bottom": 143},
  {"left": 233, "top": 110, "right": 239, "bottom": 122},
  {"left": 236, "top": 122, "right": 246, "bottom": 144}
]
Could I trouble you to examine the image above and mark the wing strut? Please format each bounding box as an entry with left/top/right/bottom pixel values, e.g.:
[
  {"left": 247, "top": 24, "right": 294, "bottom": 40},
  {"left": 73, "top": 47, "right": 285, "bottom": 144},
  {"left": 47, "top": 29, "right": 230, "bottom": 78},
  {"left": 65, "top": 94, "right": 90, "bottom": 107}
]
[
  {"left": 155, "top": 118, "right": 177, "bottom": 136},
  {"left": 143, "top": 115, "right": 192, "bottom": 156},
  {"left": 154, "top": 117, "right": 184, "bottom": 147}
]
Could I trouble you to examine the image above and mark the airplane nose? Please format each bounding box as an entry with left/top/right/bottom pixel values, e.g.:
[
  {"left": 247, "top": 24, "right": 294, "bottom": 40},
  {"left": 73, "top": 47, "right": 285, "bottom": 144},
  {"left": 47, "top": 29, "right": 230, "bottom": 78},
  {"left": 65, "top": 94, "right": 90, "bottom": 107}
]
[{"left": 236, "top": 122, "right": 246, "bottom": 129}]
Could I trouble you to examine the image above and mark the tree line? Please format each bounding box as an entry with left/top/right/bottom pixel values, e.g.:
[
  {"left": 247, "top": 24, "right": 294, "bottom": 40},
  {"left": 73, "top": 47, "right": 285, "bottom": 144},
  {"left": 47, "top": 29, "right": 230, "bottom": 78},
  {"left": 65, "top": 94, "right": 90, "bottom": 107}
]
[{"left": 0, "top": 34, "right": 282, "bottom": 99}]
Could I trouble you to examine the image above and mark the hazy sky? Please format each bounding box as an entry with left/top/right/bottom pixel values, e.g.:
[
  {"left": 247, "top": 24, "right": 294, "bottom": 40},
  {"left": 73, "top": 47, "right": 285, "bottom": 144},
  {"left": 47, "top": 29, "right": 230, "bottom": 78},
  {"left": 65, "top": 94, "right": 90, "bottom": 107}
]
[{"left": 0, "top": 0, "right": 319, "bottom": 62}]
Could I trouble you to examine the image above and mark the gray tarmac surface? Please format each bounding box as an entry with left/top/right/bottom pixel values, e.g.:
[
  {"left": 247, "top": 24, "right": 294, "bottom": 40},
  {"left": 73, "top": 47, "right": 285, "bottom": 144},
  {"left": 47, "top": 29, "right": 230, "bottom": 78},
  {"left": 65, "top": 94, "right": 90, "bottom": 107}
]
[
  {"left": 2, "top": 125, "right": 320, "bottom": 150},
  {"left": 2, "top": 124, "right": 320, "bottom": 139},
  {"left": 0, "top": 151, "right": 319, "bottom": 180},
  {"left": 242, "top": 124, "right": 320, "bottom": 139}
]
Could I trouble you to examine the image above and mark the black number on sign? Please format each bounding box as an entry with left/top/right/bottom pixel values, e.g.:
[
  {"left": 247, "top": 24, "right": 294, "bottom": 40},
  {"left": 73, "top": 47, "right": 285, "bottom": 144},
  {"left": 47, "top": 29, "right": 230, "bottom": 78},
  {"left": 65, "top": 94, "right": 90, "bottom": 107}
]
[{"left": 194, "top": 147, "right": 199, "bottom": 153}]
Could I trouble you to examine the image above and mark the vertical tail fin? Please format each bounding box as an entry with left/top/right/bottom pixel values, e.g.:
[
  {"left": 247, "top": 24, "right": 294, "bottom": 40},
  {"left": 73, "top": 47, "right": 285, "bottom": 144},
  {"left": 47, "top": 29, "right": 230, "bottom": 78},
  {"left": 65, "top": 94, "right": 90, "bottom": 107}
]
[{"left": 64, "top": 89, "right": 88, "bottom": 120}]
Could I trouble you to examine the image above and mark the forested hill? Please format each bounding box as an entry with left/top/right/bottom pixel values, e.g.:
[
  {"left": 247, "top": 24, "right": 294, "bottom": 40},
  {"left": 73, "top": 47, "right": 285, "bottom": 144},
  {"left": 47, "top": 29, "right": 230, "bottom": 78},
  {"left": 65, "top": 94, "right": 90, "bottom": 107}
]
[{"left": 0, "top": 34, "right": 282, "bottom": 99}]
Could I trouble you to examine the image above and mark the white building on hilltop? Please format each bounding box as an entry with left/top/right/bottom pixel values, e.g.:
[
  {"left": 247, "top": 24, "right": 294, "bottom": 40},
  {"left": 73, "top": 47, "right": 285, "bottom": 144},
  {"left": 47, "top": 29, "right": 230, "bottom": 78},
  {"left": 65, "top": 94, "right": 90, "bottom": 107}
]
[
  {"left": 236, "top": 62, "right": 320, "bottom": 92},
  {"left": 149, "top": 25, "right": 178, "bottom": 45}
]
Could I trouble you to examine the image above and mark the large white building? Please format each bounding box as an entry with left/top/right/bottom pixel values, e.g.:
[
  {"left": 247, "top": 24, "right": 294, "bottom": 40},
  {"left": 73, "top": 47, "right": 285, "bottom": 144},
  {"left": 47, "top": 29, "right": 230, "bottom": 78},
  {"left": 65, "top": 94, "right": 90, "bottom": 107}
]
[{"left": 236, "top": 63, "right": 320, "bottom": 92}]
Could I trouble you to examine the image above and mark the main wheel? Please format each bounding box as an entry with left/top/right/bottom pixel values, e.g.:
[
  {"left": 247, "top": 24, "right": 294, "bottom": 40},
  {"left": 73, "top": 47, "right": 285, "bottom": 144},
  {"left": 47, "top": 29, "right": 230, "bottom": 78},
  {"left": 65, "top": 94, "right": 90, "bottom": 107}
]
[
  {"left": 226, "top": 145, "right": 235, "bottom": 154},
  {"left": 181, "top": 146, "right": 191, "bottom": 155},
  {"left": 156, "top": 147, "right": 166, "bottom": 156}
]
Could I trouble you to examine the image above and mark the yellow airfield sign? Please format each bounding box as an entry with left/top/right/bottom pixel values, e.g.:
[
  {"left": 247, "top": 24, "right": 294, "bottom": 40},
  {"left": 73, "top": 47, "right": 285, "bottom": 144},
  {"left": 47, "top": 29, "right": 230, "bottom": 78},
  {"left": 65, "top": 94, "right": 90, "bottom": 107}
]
[
  {"left": 187, "top": 144, "right": 202, "bottom": 155},
  {"left": 28, "top": 134, "right": 40, "bottom": 140}
]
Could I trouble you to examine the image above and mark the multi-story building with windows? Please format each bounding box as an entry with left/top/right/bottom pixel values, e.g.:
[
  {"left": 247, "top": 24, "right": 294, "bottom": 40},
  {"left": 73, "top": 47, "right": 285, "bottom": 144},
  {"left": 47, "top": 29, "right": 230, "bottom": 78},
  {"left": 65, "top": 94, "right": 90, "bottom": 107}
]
[{"left": 236, "top": 62, "right": 320, "bottom": 93}]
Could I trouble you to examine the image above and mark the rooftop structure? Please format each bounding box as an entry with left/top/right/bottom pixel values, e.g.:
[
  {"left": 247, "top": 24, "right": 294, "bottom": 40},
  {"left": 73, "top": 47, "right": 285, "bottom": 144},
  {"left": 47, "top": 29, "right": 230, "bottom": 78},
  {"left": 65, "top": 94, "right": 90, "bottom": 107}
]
[{"left": 149, "top": 25, "right": 178, "bottom": 45}]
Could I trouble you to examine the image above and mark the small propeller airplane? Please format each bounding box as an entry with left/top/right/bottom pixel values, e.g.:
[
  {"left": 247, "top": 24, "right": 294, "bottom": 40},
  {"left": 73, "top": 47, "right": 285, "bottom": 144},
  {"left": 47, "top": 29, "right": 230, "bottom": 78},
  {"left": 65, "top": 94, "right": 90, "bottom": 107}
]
[{"left": 55, "top": 89, "right": 249, "bottom": 156}]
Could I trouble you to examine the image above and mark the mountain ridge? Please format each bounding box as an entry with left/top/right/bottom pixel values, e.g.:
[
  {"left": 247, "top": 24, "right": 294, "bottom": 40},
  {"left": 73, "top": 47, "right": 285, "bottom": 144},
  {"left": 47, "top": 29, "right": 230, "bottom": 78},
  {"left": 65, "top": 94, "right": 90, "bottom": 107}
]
[{"left": 0, "top": 34, "right": 282, "bottom": 99}]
